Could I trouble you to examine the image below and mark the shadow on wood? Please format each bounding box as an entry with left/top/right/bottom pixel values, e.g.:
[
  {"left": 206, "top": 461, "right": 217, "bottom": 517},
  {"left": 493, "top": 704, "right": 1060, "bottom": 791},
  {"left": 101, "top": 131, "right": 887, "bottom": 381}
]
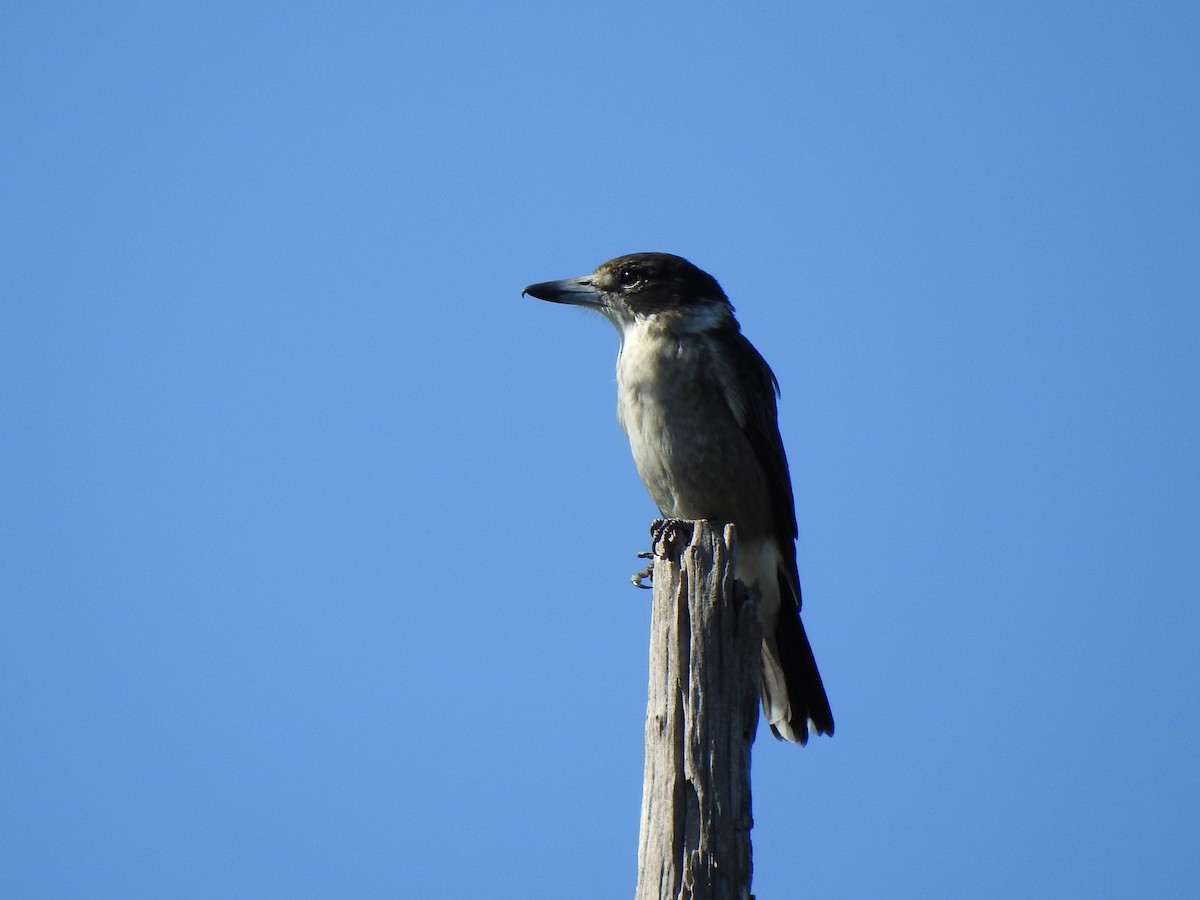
[{"left": 635, "top": 520, "right": 762, "bottom": 900}]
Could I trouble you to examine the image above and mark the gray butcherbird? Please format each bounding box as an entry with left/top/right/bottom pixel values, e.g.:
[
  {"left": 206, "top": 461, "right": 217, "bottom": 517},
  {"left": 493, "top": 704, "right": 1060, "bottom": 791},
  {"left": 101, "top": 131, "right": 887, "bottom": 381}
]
[{"left": 523, "top": 252, "right": 834, "bottom": 744}]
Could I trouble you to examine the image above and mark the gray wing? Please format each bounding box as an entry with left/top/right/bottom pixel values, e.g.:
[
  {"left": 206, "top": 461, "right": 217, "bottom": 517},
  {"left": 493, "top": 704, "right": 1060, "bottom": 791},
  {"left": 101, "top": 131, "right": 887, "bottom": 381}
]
[
  {"left": 709, "top": 329, "right": 803, "bottom": 596},
  {"left": 711, "top": 329, "right": 798, "bottom": 539},
  {"left": 712, "top": 328, "right": 833, "bottom": 738}
]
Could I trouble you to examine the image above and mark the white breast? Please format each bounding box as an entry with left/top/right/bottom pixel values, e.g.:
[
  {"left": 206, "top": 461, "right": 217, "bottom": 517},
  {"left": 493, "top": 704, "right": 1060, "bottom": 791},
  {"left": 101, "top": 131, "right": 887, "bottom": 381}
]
[{"left": 614, "top": 320, "right": 680, "bottom": 514}]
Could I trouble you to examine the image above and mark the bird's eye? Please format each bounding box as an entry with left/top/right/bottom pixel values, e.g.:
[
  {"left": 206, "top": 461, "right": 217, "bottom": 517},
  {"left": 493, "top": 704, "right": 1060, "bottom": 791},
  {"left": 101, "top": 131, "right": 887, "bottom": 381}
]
[{"left": 618, "top": 268, "right": 639, "bottom": 288}]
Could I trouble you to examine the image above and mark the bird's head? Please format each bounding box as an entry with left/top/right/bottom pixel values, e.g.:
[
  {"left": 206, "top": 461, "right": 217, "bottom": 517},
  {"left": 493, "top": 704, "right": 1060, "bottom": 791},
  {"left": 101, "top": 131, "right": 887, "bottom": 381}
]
[{"left": 523, "top": 252, "right": 734, "bottom": 334}]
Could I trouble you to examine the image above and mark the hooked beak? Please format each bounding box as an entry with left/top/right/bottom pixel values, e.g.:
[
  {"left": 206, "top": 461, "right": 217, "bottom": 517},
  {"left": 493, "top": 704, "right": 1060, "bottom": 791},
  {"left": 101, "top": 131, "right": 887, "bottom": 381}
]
[{"left": 522, "top": 276, "right": 603, "bottom": 309}]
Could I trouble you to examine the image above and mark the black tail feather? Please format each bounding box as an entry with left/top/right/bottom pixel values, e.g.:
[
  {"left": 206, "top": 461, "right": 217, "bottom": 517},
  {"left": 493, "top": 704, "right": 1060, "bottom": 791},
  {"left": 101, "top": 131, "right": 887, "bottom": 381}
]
[{"left": 770, "top": 569, "right": 834, "bottom": 743}]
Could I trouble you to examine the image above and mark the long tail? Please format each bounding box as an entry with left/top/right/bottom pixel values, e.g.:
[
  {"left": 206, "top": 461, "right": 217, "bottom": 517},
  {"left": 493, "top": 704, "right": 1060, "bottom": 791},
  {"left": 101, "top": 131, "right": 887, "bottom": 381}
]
[{"left": 760, "top": 570, "right": 834, "bottom": 744}]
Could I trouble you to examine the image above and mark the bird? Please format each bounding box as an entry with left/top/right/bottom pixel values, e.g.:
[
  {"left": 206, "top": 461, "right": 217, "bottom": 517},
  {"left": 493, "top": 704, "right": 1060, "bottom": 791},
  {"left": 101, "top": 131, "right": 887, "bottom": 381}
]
[{"left": 523, "top": 252, "right": 833, "bottom": 744}]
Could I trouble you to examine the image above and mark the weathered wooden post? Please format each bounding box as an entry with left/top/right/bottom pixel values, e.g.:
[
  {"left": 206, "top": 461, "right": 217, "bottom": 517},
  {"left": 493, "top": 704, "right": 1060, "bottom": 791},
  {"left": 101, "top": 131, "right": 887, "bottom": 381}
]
[{"left": 635, "top": 520, "right": 763, "bottom": 900}]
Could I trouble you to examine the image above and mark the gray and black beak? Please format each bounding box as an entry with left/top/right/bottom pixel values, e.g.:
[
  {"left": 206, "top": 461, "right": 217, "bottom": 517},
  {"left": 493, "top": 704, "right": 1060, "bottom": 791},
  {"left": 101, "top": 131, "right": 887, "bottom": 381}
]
[{"left": 522, "top": 276, "right": 603, "bottom": 309}]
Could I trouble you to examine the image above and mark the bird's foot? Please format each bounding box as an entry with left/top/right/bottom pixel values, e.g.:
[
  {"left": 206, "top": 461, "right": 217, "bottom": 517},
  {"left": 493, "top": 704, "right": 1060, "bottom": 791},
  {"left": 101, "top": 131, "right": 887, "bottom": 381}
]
[
  {"left": 630, "top": 519, "right": 694, "bottom": 588},
  {"left": 651, "top": 517, "right": 694, "bottom": 553},
  {"left": 631, "top": 553, "right": 654, "bottom": 590}
]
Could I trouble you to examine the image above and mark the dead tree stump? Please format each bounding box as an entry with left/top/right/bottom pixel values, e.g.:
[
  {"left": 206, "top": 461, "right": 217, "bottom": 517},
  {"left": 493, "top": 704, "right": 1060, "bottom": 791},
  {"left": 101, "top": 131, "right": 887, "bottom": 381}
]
[{"left": 635, "top": 520, "right": 762, "bottom": 900}]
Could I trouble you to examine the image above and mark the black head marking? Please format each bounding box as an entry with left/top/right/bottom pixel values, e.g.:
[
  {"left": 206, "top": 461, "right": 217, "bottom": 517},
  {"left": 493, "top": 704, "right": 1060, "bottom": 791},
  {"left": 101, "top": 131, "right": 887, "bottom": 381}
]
[{"left": 593, "top": 252, "right": 729, "bottom": 314}]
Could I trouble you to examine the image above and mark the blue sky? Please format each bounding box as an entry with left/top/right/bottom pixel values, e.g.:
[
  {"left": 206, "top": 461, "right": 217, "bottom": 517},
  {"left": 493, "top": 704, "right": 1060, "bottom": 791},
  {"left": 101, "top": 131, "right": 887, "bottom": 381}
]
[{"left": 2, "top": 2, "right": 1197, "bottom": 897}]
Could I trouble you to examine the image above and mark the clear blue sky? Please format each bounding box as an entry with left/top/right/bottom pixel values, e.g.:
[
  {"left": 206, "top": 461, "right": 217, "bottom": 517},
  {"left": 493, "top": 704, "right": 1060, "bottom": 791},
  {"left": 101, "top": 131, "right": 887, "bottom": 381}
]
[{"left": 3, "top": 2, "right": 1197, "bottom": 897}]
